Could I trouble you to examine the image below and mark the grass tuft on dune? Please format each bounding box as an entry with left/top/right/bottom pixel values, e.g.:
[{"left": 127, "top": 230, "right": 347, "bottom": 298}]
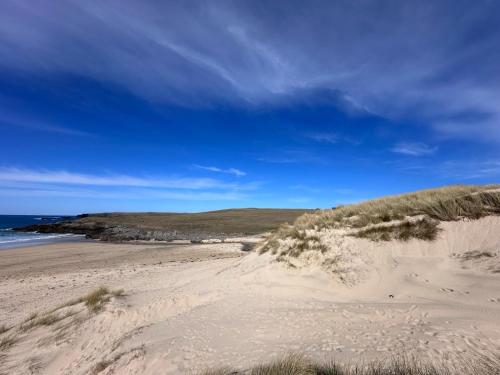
[
  {"left": 0, "top": 325, "right": 10, "bottom": 335},
  {"left": 0, "top": 286, "right": 126, "bottom": 359},
  {"left": 0, "top": 334, "right": 18, "bottom": 352},
  {"left": 293, "top": 185, "right": 500, "bottom": 232},
  {"left": 19, "top": 312, "right": 71, "bottom": 332},
  {"left": 59, "top": 286, "right": 125, "bottom": 314},
  {"left": 200, "top": 352, "right": 500, "bottom": 375},
  {"left": 260, "top": 185, "right": 500, "bottom": 257},
  {"left": 352, "top": 217, "right": 440, "bottom": 242}
]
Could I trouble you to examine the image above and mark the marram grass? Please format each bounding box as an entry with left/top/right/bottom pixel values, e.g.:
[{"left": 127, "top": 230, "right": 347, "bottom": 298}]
[
  {"left": 199, "top": 352, "right": 500, "bottom": 375},
  {"left": 260, "top": 185, "right": 500, "bottom": 256}
]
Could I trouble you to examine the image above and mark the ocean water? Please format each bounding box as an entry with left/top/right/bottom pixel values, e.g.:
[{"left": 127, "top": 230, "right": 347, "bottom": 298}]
[{"left": 0, "top": 215, "right": 84, "bottom": 249}]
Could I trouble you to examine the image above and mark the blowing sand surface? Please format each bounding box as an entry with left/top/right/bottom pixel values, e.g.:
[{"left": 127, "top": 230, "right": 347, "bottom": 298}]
[{"left": 1, "top": 219, "right": 500, "bottom": 374}]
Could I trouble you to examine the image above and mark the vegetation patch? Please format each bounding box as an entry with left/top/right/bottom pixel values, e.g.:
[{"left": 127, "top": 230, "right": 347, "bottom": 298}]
[
  {"left": 199, "top": 352, "right": 500, "bottom": 375},
  {"left": 352, "top": 218, "right": 440, "bottom": 242},
  {"left": 260, "top": 226, "right": 327, "bottom": 256},
  {"left": 458, "top": 250, "right": 497, "bottom": 261},
  {"left": 0, "top": 287, "right": 126, "bottom": 360},
  {"left": 91, "top": 346, "right": 145, "bottom": 374},
  {"left": 296, "top": 185, "right": 500, "bottom": 231},
  {"left": 0, "top": 334, "right": 17, "bottom": 352},
  {"left": 84, "top": 287, "right": 113, "bottom": 313},
  {"left": 0, "top": 325, "right": 10, "bottom": 335},
  {"left": 19, "top": 287, "right": 125, "bottom": 333},
  {"left": 92, "top": 359, "right": 113, "bottom": 374},
  {"left": 19, "top": 311, "right": 75, "bottom": 332},
  {"left": 260, "top": 185, "right": 500, "bottom": 255},
  {"left": 61, "top": 286, "right": 125, "bottom": 313}
]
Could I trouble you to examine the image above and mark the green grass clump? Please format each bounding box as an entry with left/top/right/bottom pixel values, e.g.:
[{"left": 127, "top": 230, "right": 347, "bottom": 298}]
[
  {"left": 83, "top": 286, "right": 125, "bottom": 313},
  {"left": 352, "top": 218, "right": 440, "bottom": 242},
  {"left": 250, "top": 354, "right": 314, "bottom": 375},
  {"left": 83, "top": 287, "right": 112, "bottom": 313},
  {"left": 199, "top": 352, "right": 500, "bottom": 375},
  {"left": 59, "top": 286, "right": 125, "bottom": 313},
  {"left": 295, "top": 185, "right": 500, "bottom": 231},
  {"left": 260, "top": 225, "right": 327, "bottom": 257}
]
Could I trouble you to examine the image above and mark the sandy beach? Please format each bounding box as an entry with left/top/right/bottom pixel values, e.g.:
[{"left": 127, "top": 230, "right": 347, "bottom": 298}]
[{"left": 1, "top": 219, "right": 499, "bottom": 374}]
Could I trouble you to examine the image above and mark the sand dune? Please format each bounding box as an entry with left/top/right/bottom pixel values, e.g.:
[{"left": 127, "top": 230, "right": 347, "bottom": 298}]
[{"left": 0, "top": 217, "right": 500, "bottom": 374}]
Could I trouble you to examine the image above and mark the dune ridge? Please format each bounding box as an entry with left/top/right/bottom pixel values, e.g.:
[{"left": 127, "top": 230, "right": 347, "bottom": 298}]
[{"left": 258, "top": 185, "right": 500, "bottom": 281}]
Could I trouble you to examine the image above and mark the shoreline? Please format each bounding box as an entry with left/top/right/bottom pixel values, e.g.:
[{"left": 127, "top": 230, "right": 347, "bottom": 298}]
[
  {"left": 0, "top": 233, "right": 89, "bottom": 250},
  {"left": 1, "top": 227, "right": 262, "bottom": 251}
]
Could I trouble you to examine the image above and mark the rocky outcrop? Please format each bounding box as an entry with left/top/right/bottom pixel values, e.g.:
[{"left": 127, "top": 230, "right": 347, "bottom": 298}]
[
  {"left": 14, "top": 220, "right": 107, "bottom": 238},
  {"left": 14, "top": 220, "right": 239, "bottom": 242}
]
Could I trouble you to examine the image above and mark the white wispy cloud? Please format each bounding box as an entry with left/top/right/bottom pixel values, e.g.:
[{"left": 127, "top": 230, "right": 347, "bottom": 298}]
[
  {"left": 194, "top": 165, "right": 246, "bottom": 177},
  {"left": 0, "top": 167, "right": 239, "bottom": 190},
  {"left": 389, "top": 158, "right": 500, "bottom": 179},
  {"left": 258, "top": 150, "right": 327, "bottom": 164},
  {"left": 391, "top": 143, "right": 438, "bottom": 157},
  {"left": 1, "top": 2, "right": 498, "bottom": 140},
  {"left": 0, "top": 167, "right": 255, "bottom": 202},
  {"left": 0, "top": 114, "right": 95, "bottom": 137},
  {"left": 305, "top": 132, "right": 361, "bottom": 146},
  {"left": 439, "top": 160, "right": 500, "bottom": 179},
  {"left": 257, "top": 156, "right": 300, "bottom": 164},
  {"left": 0, "top": 187, "right": 245, "bottom": 201},
  {"left": 14, "top": 122, "right": 93, "bottom": 137},
  {"left": 306, "top": 132, "right": 339, "bottom": 144}
]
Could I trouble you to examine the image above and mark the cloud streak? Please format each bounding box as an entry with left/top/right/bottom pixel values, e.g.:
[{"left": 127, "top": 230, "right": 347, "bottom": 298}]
[
  {"left": 258, "top": 149, "right": 327, "bottom": 164},
  {"left": 194, "top": 165, "right": 246, "bottom": 177},
  {"left": 306, "top": 132, "right": 338, "bottom": 144},
  {"left": 0, "top": 167, "right": 255, "bottom": 202},
  {"left": 1, "top": 1, "right": 499, "bottom": 140},
  {"left": 0, "top": 167, "right": 242, "bottom": 190},
  {"left": 0, "top": 114, "right": 94, "bottom": 137},
  {"left": 0, "top": 187, "right": 245, "bottom": 201},
  {"left": 389, "top": 158, "right": 500, "bottom": 180},
  {"left": 391, "top": 143, "right": 438, "bottom": 157}
]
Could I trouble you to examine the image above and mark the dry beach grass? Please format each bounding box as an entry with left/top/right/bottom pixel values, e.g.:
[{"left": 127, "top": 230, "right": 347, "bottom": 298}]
[
  {"left": 0, "top": 285, "right": 127, "bottom": 374},
  {"left": 260, "top": 185, "right": 500, "bottom": 256},
  {"left": 200, "top": 353, "right": 500, "bottom": 375}
]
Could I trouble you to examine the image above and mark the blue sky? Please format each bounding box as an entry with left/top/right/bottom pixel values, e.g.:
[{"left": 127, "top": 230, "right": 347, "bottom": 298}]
[{"left": 1, "top": 0, "right": 500, "bottom": 214}]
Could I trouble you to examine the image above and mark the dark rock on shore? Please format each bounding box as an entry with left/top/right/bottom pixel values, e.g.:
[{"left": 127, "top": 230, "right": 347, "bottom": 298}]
[
  {"left": 14, "top": 222, "right": 241, "bottom": 242},
  {"left": 13, "top": 221, "right": 108, "bottom": 239}
]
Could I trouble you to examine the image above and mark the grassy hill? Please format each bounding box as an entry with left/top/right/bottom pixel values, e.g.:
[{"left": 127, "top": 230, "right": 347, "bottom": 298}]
[{"left": 76, "top": 208, "right": 314, "bottom": 236}]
